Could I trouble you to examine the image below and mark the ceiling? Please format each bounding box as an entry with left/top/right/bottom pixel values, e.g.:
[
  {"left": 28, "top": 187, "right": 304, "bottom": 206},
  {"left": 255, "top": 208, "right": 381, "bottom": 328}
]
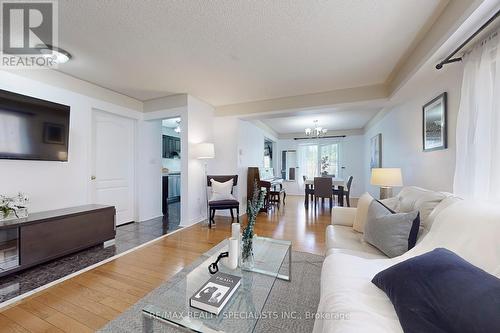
[
  {"left": 56, "top": 0, "right": 445, "bottom": 105},
  {"left": 260, "top": 107, "right": 381, "bottom": 134}
]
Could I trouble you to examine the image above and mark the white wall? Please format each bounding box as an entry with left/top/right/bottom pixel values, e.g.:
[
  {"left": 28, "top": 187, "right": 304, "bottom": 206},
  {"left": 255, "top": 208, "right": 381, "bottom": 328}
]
[
  {"left": 236, "top": 120, "right": 278, "bottom": 212},
  {"left": 276, "top": 135, "right": 365, "bottom": 197},
  {"left": 210, "top": 118, "right": 278, "bottom": 214},
  {"left": 364, "top": 65, "right": 463, "bottom": 197},
  {"left": 185, "top": 95, "right": 215, "bottom": 226},
  {"left": 142, "top": 107, "right": 188, "bottom": 223},
  {"left": 0, "top": 70, "right": 143, "bottom": 214},
  {"left": 211, "top": 117, "right": 239, "bottom": 175},
  {"left": 137, "top": 120, "right": 163, "bottom": 221},
  {"left": 133, "top": 95, "right": 216, "bottom": 227}
]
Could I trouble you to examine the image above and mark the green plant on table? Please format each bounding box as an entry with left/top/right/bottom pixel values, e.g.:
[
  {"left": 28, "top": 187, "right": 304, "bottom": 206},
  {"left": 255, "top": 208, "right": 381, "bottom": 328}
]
[{"left": 241, "top": 180, "right": 266, "bottom": 262}]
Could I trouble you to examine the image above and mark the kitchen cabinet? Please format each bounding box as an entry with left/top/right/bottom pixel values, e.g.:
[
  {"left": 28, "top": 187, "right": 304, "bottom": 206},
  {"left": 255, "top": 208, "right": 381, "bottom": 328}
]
[
  {"left": 167, "top": 174, "right": 181, "bottom": 202},
  {"left": 162, "top": 135, "right": 181, "bottom": 158}
]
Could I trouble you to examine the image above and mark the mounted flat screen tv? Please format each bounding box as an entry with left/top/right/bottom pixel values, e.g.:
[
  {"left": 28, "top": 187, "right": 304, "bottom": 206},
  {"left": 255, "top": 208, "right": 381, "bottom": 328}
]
[{"left": 0, "top": 89, "right": 70, "bottom": 161}]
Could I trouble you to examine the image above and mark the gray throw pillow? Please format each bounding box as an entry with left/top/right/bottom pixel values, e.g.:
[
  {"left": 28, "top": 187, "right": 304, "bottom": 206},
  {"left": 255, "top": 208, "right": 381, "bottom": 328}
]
[{"left": 364, "top": 200, "right": 419, "bottom": 258}]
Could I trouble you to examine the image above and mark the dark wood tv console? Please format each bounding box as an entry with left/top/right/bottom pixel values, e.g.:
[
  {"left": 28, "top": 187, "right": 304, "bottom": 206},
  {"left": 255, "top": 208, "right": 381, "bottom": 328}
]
[{"left": 0, "top": 204, "right": 115, "bottom": 277}]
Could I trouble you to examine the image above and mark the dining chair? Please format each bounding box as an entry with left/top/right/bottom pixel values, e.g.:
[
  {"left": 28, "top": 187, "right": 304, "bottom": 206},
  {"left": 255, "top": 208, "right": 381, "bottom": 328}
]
[
  {"left": 333, "top": 176, "right": 354, "bottom": 207},
  {"left": 303, "top": 175, "right": 314, "bottom": 206},
  {"left": 313, "top": 177, "right": 333, "bottom": 208}
]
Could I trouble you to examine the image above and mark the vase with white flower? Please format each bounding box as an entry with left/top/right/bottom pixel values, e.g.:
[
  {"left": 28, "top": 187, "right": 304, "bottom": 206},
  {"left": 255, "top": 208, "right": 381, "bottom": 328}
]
[{"left": 0, "top": 193, "right": 29, "bottom": 221}]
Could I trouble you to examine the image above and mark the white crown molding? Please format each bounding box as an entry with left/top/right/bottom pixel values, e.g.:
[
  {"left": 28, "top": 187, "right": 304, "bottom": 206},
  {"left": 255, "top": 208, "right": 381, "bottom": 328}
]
[
  {"left": 364, "top": 0, "right": 487, "bottom": 132},
  {"left": 3, "top": 68, "right": 143, "bottom": 112},
  {"left": 387, "top": 0, "right": 483, "bottom": 96},
  {"left": 213, "top": 0, "right": 484, "bottom": 129},
  {"left": 250, "top": 120, "right": 279, "bottom": 140},
  {"left": 143, "top": 93, "right": 188, "bottom": 112}
]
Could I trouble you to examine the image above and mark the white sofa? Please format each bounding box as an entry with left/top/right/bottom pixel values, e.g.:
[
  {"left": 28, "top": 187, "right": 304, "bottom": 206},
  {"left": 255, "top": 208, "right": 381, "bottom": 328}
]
[{"left": 314, "top": 187, "right": 500, "bottom": 333}]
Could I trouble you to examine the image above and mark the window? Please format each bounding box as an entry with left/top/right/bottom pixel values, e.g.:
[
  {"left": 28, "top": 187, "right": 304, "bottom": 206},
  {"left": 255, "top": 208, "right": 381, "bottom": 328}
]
[
  {"left": 297, "top": 142, "right": 341, "bottom": 180},
  {"left": 320, "top": 143, "right": 339, "bottom": 177},
  {"left": 298, "top": 145, "right": 318, "bottom": 179},
  {"left": 263, "top": 139, "right": 273, "bottom": 168}
]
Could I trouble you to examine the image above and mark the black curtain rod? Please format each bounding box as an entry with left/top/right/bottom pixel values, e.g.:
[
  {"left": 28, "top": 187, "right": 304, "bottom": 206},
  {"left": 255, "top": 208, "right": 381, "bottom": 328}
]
[
  {"left": 293, "top": 135, "right": 346, "bottom": 140},
  {"left": 436, "top": 9, "right": 500, "bottom": 69}
]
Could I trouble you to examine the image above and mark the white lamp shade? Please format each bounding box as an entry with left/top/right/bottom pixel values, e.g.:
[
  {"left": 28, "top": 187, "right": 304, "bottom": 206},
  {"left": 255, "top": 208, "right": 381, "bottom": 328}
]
[
  {"left": 194, "top": 142, "right": 215, "bottom": 159},
  {"left": 371, "top": 168, "right": 403, "bottom": 187}
]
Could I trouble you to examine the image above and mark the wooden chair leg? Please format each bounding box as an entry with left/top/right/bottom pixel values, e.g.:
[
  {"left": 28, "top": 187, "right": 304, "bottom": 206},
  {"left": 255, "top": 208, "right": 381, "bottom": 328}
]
[
  {"left": 329, "top": 197, "right": 333, "bottom": 209},
  {"left": 230, "top": 208, "right": 234, "bottom": 219},
  {"left": 211, "top": 209, "right": 216, "bottom": 225},
  {"left": 236, "top": 207, "right": 240, "bottom": 223},
  {"left": 283, "top": 192, "right": 286, "bottom": 205},
  {"left": 338, "top": 190, "right": 344, "bottom": 206},
  {"left": 346, "top": 193, "right": 351, "bottom": 207}
]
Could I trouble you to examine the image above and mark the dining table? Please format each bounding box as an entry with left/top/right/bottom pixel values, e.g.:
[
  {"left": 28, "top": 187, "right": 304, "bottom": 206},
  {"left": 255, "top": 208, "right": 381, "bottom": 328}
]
[{"left": 304, "top": 177, "right": 346, "bottom": 208}]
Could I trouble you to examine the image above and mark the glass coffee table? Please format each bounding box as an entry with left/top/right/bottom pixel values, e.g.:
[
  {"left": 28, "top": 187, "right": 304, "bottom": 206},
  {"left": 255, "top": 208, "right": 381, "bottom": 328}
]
[{"left": 142, "top": 236, "right": 292, "bottom": 332}]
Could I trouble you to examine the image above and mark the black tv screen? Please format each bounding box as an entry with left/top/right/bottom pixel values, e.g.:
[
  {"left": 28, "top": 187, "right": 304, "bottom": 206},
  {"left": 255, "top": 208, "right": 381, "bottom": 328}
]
[{"left": 0, "top": 89, "right": 70, "bottom": 161}]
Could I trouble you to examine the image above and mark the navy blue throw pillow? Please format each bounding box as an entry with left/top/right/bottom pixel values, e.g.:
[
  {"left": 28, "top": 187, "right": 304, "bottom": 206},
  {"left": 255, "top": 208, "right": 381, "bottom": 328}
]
[
  {"left": 407, "top": 212, "right": 420, "bottom": 250},
  {"left": 375, "top": 200, "right": 420, "bottom": 250},
  {"left": 372, "top": 248, "right": 500, "bottom": 333}
]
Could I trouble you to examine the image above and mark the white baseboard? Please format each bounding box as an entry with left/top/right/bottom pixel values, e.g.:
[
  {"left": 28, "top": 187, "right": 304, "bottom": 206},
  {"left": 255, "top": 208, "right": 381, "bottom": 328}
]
[{"left": 103, "top": 239, "right": 115, "bottom": 247}]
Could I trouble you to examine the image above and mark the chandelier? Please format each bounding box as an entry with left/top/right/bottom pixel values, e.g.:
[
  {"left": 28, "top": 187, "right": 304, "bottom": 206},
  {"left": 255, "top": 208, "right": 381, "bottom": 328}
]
[{"left": 305, "top": 120, "right": 327, "bottom": 137}]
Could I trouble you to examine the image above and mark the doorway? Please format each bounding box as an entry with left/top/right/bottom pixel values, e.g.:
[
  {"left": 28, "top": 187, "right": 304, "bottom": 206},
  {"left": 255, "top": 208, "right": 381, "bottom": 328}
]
[
  {"left": 161, "top": 117, "right": 181, "bottom": 230},
  {"left": 91, "top": 110, "right": 135, "bottom": 226}
]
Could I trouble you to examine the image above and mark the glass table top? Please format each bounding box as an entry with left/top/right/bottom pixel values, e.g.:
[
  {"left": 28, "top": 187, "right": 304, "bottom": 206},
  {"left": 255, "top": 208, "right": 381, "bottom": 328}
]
[{"left": 142, "top": 236, "right": 292, "bottom": 333}]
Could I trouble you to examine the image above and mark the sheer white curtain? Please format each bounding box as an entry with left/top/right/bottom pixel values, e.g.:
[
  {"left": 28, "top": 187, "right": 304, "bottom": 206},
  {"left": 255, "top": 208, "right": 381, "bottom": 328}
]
[
  {"left": 297, "top": 144, "right": 318, "bottom": 189},
  {"left": 454, "top": 30, "right": 500, "bottom": 201}
]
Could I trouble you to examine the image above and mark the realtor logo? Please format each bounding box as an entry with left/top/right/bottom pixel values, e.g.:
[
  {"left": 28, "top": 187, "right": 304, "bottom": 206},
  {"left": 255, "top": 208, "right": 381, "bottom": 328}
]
[{"left": 1, "top": 0, "right": 58, "bottom": 68}]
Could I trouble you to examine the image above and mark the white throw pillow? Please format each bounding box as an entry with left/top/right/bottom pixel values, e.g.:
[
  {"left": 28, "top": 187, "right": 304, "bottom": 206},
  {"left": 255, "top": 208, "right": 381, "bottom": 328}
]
[
  {"left": 210, "top": 179, "right": 235, "bottom": 201},
  {"left": 396, "top": 186, "right": 447, "bottom": 230},
  {"left": 353, "top": 192, "right": 374, "bottom": 233},
  {"left": 380, "top": 196, "right": 400, "bottom": 212}
]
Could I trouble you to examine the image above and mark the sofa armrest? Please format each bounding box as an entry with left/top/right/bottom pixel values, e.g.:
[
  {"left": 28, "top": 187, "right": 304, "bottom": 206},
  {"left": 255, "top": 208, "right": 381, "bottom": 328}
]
[
  {"left": 331, "top": 207, "right": 357, "bottom": 227},
  {"left": 325, "top": 225, "right": 335, "bottom": 250}
]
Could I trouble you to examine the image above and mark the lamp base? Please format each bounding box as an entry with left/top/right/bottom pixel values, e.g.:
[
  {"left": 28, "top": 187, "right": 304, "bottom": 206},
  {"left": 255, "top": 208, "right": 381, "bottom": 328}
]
[{"left": 379, "top": 187, "right": 393, "bottom": 200}]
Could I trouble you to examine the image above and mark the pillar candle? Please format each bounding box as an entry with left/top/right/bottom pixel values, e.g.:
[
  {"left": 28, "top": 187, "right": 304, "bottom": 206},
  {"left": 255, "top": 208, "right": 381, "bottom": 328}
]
[
  {"left": 231, "top": 223, "right": 240, "bottom": 240},
  {"left": 224, "top": 237, "right": 238, "bottom": 270}
]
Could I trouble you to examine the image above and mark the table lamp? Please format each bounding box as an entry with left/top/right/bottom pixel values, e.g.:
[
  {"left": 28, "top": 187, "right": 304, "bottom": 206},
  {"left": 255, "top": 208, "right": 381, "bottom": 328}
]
[{"left": 370, "top": 168, "right": 403, "bottom": 199}]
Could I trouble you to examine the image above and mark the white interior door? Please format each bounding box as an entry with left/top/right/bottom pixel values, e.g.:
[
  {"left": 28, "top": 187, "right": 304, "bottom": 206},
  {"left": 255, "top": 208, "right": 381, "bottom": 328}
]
[{"left": 91, "top": 110, "right": 135, "bottom": 225}]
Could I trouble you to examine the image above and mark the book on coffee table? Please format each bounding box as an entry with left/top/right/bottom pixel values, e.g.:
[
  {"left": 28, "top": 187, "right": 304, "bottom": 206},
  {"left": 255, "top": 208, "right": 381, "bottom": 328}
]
[{"left": 189, "top": 272, "right": 241, "bottom": 315}]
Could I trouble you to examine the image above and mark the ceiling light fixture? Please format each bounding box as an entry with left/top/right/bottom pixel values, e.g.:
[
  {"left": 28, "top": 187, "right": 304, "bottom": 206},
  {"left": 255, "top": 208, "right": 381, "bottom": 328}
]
[
  {"left": 305, "top": 120, "right": 327, "bottom": 138},
  {"left": 36, "top": 44, "right": 72, "bottom": 64},
  {"left": 174, "top": 120, "right": 181, "bottom": 133}
]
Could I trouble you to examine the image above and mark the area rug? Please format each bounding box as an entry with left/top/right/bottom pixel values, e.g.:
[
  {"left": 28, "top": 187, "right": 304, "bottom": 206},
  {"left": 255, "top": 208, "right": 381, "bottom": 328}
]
[{"left": 98, "top": 246, "right": 324, "bottom": 333}]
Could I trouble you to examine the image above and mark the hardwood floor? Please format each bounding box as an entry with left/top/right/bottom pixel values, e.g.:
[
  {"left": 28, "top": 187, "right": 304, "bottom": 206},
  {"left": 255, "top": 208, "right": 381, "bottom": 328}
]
[{"left": 0, "top": 195, "right": 340, "bottom": 332}]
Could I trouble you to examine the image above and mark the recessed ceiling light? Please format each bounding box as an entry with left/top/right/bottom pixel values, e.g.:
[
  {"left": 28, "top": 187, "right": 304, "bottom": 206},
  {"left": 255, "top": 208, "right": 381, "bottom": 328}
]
[{"left": 36, "top": 44, "right": 72, "bottom": 64}]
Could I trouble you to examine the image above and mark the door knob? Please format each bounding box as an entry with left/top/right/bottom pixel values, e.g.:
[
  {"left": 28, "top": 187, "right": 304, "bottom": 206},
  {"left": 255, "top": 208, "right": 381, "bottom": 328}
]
[{"left": 91, "top": 175, "right": 96, "bottom": 180}]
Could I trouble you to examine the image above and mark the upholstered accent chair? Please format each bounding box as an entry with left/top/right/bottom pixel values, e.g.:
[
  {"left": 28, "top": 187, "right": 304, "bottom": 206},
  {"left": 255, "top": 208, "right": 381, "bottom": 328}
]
[{"left": 206, "top": 175, "right": 239, "bottom": 228}]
